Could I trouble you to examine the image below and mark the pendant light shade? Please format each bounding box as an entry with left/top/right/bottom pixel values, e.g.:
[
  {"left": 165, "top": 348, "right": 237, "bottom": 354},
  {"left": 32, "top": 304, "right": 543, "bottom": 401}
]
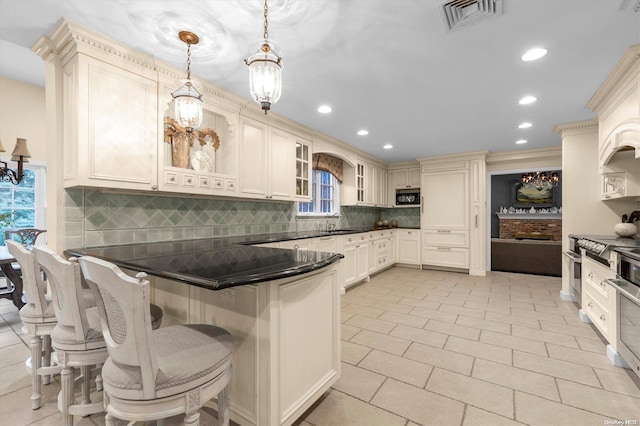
[
  {"left": 173, "top": 80, "right": 203, "bottom": 132},
  {"left": 246, "top": 40, "right": 283, "bottom": 112},
  {"left": 172, "top": 31, "right": 203, "bottom": 133},
  {"left": 245, "top": 0, "right": 283, "bottom": 114}
]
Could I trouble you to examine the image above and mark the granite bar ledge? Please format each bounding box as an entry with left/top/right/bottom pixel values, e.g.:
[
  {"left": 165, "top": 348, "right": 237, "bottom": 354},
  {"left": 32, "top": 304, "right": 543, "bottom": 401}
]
[{"left": 65, "top": 234, "right": 345, "bottom": 290}]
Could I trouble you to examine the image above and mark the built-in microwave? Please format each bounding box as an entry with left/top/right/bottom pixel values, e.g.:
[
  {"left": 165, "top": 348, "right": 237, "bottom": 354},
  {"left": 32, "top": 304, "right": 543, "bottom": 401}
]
[{"left": 396, "top": 191, "right": 420, "bottom": 206}]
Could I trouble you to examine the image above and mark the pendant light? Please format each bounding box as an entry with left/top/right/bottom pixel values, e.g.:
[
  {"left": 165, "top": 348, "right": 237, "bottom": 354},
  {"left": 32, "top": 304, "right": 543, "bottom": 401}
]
[
  {"left": 172, "top": 31, "right": 203, "bottom": 133},
  {"left": 245, "top": 0, "right": 283, "bottom": 114}
]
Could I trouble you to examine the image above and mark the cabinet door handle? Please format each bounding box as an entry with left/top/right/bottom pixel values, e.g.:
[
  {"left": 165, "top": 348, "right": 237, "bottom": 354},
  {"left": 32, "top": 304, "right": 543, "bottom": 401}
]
[
  {"left": 421, "top": 197, "right": 424, "bottom": 213},
  {"left": 588, "top": 302, "right": 593, "bottom": 308},
  {"left": 151, "top": 185, "right": 158, "bottom": 190},
  {"left": 475, "top": 214, "right": 478, "bottom": 228},
  {"left": 600, "top": 314, "right": 606, "bottom": 322}
]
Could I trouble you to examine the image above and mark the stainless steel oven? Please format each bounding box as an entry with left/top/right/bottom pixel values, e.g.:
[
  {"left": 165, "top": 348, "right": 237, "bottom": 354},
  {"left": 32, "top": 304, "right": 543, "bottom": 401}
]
[
  {"left": 563, "top": 236, "right": 582, "bottom": 304},
  {"left": 607, "top": 250, "right": 640, "bottom": 378}
]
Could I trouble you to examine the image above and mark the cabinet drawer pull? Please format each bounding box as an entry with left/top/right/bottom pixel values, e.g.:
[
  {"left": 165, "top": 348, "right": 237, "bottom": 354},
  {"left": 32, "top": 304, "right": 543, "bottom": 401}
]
[
  {"left": 187, "top": 178, "right": 192, "bottom": 183},
  {"left": 588, "top": 272, "right": 594, "bottom": 279},
  {"left": 588, "top": 302, "right": 593, "bottom": 308},
  {"left": 437, "top": 230, "right": 451, "bottom": 233},
  {"left": 437, "top": 247, "right": 451, "bottom": 251},
  {"left": 203, "top": 179, "right": 208, "bottom": 185},
  {"left": 170, "top": 176, "right": 176, "bottom": 182},
  {"left": 600, "top": 314, "right": 606, "bottom": 322}
]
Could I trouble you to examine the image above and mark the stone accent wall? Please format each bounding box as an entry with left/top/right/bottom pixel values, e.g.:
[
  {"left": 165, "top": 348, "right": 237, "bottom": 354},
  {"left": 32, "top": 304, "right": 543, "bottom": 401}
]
[{"left": 499, "top": 219, "right": 562, "bottom": 241}]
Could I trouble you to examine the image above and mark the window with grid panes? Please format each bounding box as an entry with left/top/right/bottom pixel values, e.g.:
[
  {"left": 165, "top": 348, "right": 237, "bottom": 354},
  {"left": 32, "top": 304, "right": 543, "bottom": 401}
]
[
  {"left": 297, "top": 170, "right": 340, "bottom": 216},
  {"left": 0, "top": 166, "right": 46, "bottom": 246}
]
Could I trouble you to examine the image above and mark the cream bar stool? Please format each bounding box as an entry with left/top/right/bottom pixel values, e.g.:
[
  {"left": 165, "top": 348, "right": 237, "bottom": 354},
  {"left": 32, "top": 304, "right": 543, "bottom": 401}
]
[
  {"left": 79, "top": 256, "right": 234, "bottom": 426},
  {"left": 6, "top": 240, "right": 63, "bottom": 409},
  {"left": 33, "top": 246, "right": 109, "bottom": 426}
]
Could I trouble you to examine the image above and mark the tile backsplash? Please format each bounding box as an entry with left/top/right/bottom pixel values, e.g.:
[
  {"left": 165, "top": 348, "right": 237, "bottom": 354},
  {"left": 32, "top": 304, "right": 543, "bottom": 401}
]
[{"left": 64, "top": 189, "right": 418, "bottom": 248}]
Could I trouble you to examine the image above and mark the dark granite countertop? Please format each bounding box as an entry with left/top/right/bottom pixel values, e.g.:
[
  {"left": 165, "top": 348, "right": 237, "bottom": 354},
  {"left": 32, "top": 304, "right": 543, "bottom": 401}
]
[{"left": 65, "top": 229, "right": 395, "bottom": 291}]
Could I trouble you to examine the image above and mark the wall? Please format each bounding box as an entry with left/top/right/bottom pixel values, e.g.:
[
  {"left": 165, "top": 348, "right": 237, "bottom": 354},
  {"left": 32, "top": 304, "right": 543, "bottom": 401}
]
[
  {"left": 558, "top": 120, "right": 638, "bottom": 296},
  {"left": 499, "top": 219, "right": 562, "bottom": 241},
  {"left": 0, "top": 77, "right": 46, "bottom": 162},
  {"left": 63, "top": 188, "right": 382, "bottom": 249}
]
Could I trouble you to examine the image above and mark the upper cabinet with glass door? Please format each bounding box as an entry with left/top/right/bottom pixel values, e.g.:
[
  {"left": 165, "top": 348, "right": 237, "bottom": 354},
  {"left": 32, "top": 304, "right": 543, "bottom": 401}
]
[
  {"left": 295, "top": 139, "right": 312, "bottom": 201},
  {"left": 157, "top": 75, "right": 240, "bottom": 196}
]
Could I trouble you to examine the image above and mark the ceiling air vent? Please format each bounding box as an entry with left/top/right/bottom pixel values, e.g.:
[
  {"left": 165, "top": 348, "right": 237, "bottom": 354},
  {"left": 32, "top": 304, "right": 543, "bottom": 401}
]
[{"left": 439, "top": 0, "right": 504, "bottom": 32}]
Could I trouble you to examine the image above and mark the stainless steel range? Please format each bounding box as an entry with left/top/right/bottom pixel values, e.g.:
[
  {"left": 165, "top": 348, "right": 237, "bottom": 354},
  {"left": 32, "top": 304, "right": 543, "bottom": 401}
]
[
  {"left": 575, "top": 235, "right": 640, "bottom": 263},
  {"left": 566, "top": 235, "right": 640, "bottom": 306}
]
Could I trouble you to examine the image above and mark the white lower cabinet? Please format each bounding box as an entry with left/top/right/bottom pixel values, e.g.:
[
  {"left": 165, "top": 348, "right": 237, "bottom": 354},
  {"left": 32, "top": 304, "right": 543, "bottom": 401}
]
[
  {"left": 397, "top": 229, "right": 421, "bottom": 265},
  {"left": 150, "top": 266, "right": 341, "bottom": 426},
  {"left": 422, "top": 246, "right": 469, "bottom": 269},
  {"left": 581, "top": 255, "right": 616, "bottom": 343}
]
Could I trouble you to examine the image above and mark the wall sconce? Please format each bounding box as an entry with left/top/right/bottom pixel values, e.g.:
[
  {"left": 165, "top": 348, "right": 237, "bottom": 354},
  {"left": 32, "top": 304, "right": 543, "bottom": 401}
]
[
  {"left": 245, "top": 0, "right": 283, "bottom": 114},
  {"left": 172, "top": 31, "right": 203, "bottom": 133},
  {"left": 0, "top": 138, "right": 31, "bottom": 185}
]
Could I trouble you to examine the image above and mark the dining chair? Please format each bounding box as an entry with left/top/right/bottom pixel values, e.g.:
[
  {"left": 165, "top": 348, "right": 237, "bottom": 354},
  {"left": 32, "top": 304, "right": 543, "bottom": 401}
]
[
  {"left": 6, "top": 240, "right": 62, "bottom": 410},
  {"left": 32, "top": 246, "right": 108, "bottom": 426},
  {"left": 78, "top": 255, "right": 234, "bottom": 426},
  {"left": 5, "top": 228, "right": 47, "bottom": 248}
]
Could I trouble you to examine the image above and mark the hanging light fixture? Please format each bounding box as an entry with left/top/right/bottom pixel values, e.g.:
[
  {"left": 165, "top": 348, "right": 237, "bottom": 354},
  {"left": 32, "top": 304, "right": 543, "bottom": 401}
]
[
  {"left": 172, "top": 31, "right": 203, "bottom": 133},
  {"left": 521, "top": 171, "right": 560, "bottom": 191},
  {"left": 245, "top": 0, "right": 283, "bottom": 114},
  {"left": 0, "top": 138, "right": 31, "bottom": 185}
]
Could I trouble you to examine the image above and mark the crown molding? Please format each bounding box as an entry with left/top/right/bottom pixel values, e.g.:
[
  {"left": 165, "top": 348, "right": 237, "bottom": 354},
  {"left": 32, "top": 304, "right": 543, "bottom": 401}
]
[
  {"left": 486, "top": 146, "right": 561, "bottom": 165},
  {"left": 587, "top": 44, "right": 640, "bottom": 113},
  {"left": 553, "top": 119, "right": 598, "bottom": 137}
]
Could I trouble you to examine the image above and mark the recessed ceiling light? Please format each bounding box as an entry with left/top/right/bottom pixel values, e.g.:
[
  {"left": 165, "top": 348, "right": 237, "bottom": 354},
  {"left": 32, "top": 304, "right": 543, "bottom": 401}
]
[
  {"left": 519, "top": 96, "right": 537, "bottom": 105},
  {"left": 515, "top": 139, "right": 528, "bottom": 145},
  {"left": 521, "top": 48, "right": 547, "bottom": 61},
  {"left": 317, "top": 105, "right": 332, "bottom": 114},
  {"left": 357, "top": 129, "right": 369, "bottom": 136},
  {"left": 518, "top": 122, "right": 533, "bottom": 129},
  {"left": 383, "top": 144, "right": 393, "bottom": 149}
]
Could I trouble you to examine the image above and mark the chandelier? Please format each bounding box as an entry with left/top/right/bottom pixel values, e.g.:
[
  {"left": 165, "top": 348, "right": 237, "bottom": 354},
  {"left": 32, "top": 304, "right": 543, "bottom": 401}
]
[
  {"left": 245, "top": 0, "right": 283, "bottom": 114},
  {"left": 0, "top": 138, "right": 31, "bottom": 185},
  {"left": 521, "top": 171, "right": 559, "bottom": 191},
  {"left": 172, "top": 31, "right": 203, "bottom": 133}
]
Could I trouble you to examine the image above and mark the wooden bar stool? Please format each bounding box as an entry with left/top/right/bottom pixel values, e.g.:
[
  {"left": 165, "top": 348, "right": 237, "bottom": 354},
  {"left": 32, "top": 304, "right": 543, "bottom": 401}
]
[
  {"left": 6, "top": 240, "right": 62, "bottom": 410},
  {"left": 79, "top": 255, "right": 234, "bottom": 426},
  {"left": 33, "top": 246, "right": 109, "bottom": 426}
]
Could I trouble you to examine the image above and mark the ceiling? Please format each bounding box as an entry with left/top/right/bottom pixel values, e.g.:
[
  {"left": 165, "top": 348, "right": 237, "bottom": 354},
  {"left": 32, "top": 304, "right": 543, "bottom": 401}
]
[{"left": 0, "top": 0, "right": 638, "bottom": 163}]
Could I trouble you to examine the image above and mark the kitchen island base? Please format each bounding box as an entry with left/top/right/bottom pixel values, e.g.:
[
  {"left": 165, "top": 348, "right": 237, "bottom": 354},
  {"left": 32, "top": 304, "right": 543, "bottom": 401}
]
[{"left": 148, "top": 263, "right": 341, "bottom": 426}]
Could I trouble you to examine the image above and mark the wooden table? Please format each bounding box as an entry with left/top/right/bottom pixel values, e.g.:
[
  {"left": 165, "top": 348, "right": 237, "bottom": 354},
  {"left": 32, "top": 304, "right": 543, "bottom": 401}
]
[{"left": 0, "top": 246, "right": 25, "bottom": 309}]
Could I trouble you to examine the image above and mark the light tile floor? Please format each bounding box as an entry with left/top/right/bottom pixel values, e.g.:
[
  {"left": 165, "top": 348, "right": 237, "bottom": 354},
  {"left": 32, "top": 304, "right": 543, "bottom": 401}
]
[{"left": 1, "top": 267, "right": 639, "bottom": 425}]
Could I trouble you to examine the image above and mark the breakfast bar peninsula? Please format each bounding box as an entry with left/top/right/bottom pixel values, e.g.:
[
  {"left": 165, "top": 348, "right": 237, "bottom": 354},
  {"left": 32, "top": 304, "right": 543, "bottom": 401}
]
[{"left": 67, "top": 235, "right": 344, "bottom": 426}]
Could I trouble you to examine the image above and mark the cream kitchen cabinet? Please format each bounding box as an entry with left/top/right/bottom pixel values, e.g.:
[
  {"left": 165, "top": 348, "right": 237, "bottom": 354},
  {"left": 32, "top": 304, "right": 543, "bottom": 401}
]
[
  {"left": 342, "top": 233, "right": 369, "bottom": 287},
  {"left": 239, "top": 116, "right": 311, "bottom": 201},
  {"left": 420, "top": 167, "right": 470, "bottom": 269},
  {"left": 59, "top": 54, "right": 159, "bottom": 190},
  {"left": 581, "top": 255, "right": 617, "bottom": 343},
  {"left": 397, "top": 229, "right": 421, "bottom": 265},
  {"left": 342, "top": 161, "right": 387, "bottom": 206},
  {"left": 394, "top": 167, "right": 421, "bottom": 189},
  {"left": 312, "top": 235, "right": 337, "bottom": 253}
]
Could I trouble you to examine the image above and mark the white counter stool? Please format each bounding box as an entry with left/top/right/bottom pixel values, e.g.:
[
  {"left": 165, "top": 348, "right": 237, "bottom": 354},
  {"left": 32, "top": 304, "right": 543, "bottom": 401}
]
[
  {"left": 6, "top": 240, "right": 62, "bottom": 410},
  {"left": 33, "top": 246, "right": 109, "bottom": 426},
  {"left": 78, "top": 256, "right": 234, "bottom": 426}
]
